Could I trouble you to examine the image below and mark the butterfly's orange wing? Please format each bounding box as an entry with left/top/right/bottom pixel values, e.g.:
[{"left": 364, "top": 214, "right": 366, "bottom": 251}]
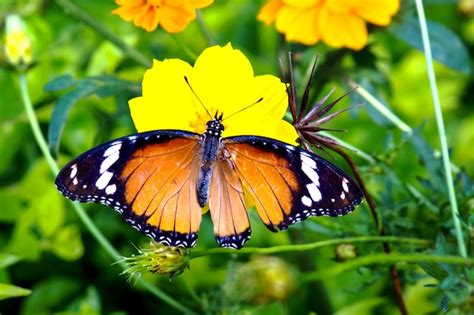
[
  {"left": 223, "top": 136, "right": 363, "bottom": 235},
  {"left": 208, "top": 158, "right": 251, "bottom": 248},
  {"left": 56, "top": 131, "right": 203, "bottom": 247}
]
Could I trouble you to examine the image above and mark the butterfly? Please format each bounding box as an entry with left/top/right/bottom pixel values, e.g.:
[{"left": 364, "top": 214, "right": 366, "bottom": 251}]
[{"left": 56, "top": 113, "right": 363, "bottom": 249}]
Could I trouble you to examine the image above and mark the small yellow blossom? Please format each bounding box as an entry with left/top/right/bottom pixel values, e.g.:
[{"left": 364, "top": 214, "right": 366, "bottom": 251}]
[
  {"left": 129, "top": 43, "right": 298, "bottom": 145},
  {"left": 258, "top": 0, "right": 400, "bottom": 50},
  {"left": 113, "top": 0, "right": 213, "bottom": 33},
  {"left": 4, "top": 15, "right": 33, "bottom": 68}
]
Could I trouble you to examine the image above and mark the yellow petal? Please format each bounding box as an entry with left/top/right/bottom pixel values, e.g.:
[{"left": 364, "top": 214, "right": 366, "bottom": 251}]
[
  {"left": 326, "top": 0, "right": 356, "bottom": 12},
  {"left": 319, "top": 8, "right": 368, "bottom": 50},
  {"left": 190, "top": 44, "right": 256, "bottom": 117},
  {"left": 130, "top": 59, "right": 198, "bottom": 132},
  {"left": 276, "top": 4, "right": 321, "bottom": 45},
  {"left": 257, "top": 0, "right": 283, "bottom": 25},
  {"left": 188, "top": 0, "right": 214, "bottom": 9},
  {"left": 160, "top": 1, "right": 196, "bottom": 33},
  {"left": 283, "top": 0, "right": 319, "bottom": 8},
  {"left": 223, "top": 75, "right": 290, "bottom": 136},
  {"left": 134, "top": 5, "right": 161, "bottom": 32},
  {"left": 112, "top": 3, "right": 145, "bottom": 21},
  {"left": 353, "top": 0, "right": 400, "bottom": 26}
]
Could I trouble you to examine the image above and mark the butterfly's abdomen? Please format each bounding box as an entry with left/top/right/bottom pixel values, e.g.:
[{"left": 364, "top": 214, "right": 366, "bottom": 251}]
[{"left": 197, "top": 133, "right": 221, "bottom": 207}]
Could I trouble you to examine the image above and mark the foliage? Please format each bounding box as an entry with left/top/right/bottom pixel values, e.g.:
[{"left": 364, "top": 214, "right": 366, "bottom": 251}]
[{"left": 1, "top": 0, "right": 473, "bottom": 314}]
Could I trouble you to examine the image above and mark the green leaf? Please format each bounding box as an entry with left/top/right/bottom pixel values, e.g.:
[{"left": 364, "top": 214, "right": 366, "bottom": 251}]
[
  {"left": 7, "top": 209, "right": 42, "bottom": 261},
  {"left": 21, "top": 278, "right": 80, "bottom": 314},
  {"left": 336, "top": 297, "right": 387, "bottom": 315},
  {"left": 51, "top": 225, "right": 84, "bottom": 261},
  {"left": 43, "top": 75, "right": 76, "bottom": 92},
  {"left": 48, "top": 81, "right": 98, "bottom": 156},
  {"left": 0, "top": 283, "right": 31, "bottom": 300},
  {"left": 0, "top": 254, "right": 22, "bottom": 269},
  {"left": 408, "top": 128, "right": 446, "bottom": 194},
  {"left": 389, "top": 15, "right": 471, "bottom": 74},
  {"left": 47, "top": 76, "right": 139, "bottom": 156},
  {"left": 348, "top": 77, "right": 392, "bottom": 127},
  {"left": 418, "top": 262, "right": 449, "bottom": 280}
]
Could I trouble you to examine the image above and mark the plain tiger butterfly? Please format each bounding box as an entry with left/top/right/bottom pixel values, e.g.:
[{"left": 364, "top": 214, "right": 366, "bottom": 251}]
[{"left": 56, "top": 81, "right": 363, "bottom": 249}]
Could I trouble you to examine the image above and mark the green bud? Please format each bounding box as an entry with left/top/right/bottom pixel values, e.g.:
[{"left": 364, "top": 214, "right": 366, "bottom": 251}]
[{"left": 120, "top": 243, "right": 190, "bottom": 279}]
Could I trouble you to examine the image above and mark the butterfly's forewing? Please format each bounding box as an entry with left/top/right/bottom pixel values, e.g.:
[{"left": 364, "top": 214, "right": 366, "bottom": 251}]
[
  {"left": 224, "top": 136, "right": 363, "bottom": 231},
  {"left": 209, "top": 159, "right": 251, "bottom": 249},
  {"left": 55, "top": 130, "right": 203, "bottom": 247}
]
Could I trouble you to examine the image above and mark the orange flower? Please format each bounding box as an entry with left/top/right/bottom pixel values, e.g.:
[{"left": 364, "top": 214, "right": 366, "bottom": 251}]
[
  {"left": 113, "top": 0, "right": 213, "bottom": 32},
  {"left": 258, "top": 0, "right": 400, "bottom": 50}
]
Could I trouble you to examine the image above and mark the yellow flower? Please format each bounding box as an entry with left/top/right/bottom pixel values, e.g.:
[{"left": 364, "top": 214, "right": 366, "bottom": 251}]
[
  {"left": 112, "top": 0, "right": 213, "bottom": 33},
  {"left": 258, "top": 0, "right": 400, "bottom": 50},
  {"left": 129, "top": 44, "right": 298, "bottom": 145},
  {"left": 4, "top": 15, "right": 33, "bottom": 67}
]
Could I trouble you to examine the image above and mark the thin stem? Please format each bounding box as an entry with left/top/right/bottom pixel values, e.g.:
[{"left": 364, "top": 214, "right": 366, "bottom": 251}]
[
  {"left": 302, "top": 253, "right": 474, "bottom": 281},
  {"left": 19, "top": 75, "right": 60, "bottom": 174},
  {"left": 414, "top": 0, "right": 467, "bottom": 258},
  {"left": 190, "top": 236, "right": 430, "bottom": 259},
  {"left": 18, "top": 74, "right": 193, "bottom": 314},
  {"left": 348, "top": 81, "right": 413, "bottom": 134},
  {"left": 171, "top": 35, "right": 198, "bottom": 60},
  {"left": 195, "top": 10, "right": 214, "bottom": 46},
  {"left": 55, "top": 0, "right": 151, "bottom": 68}
]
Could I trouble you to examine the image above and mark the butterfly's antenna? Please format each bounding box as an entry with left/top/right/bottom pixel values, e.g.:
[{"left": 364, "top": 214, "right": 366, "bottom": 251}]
[
  {"left": 222, "top": 97, "right": 264, "bottom": 122},
  {"left": 184, "top": 76, "right": 212, "bottom": 120}
]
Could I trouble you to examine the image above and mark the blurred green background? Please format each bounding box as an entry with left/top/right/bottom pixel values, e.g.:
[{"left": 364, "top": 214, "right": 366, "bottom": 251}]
[{"left": 0, "top": 0, "right": 473, "bottom": 314}]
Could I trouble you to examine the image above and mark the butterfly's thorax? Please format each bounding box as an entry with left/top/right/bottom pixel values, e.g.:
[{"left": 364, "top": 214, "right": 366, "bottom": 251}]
[{"left": 197, "top": 117, "right": 224, "bottom": 207}]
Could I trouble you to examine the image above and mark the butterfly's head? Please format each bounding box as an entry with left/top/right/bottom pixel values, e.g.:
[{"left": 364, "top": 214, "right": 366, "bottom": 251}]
[{"left": 205, "top": 114, "right": 225, "bottom": 137}]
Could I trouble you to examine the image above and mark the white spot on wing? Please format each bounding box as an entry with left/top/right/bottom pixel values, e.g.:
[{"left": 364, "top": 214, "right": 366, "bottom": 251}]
[
  {"left": 103, "top": 143, "right": 122, "bottom": 157},
  {"left": 70, "top": 164, "right": 77, "bottom": 179},
  {"left": 105, "top": 184, "right": 117, "bottom": 195},
  {"left": 301, "top": 153, "right": 317, "bottom": 169},
  {"left": 302, "top": 163, "right": 320, "bottom": 186},
  {"left": 302, "top": 195, "right": 312, "bottom": 207},
  {"left": 100, "top": 151, "right": 120, "bottom": 173},
  {"left": 96, "top": 171, "right": 113, "bottom": 189},
  {"left": 306, "top": 183, "right": 322, "bottom": 202},
  {"left": 340, "top": 191, "right": 346, "bottom": 200},
  {"left": 342, "top": 178, "right": 349, "bottom": 192},
  {"left": 72, "top": 178, "right": 78, "bottom": 185}
]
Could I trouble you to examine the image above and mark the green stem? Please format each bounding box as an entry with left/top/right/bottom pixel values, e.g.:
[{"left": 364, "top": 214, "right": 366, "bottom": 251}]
[
  {"left": 303, "top": 253, "right": 474, "bottom": 281},
  {"left": 171, "top": 35, "right": 198, "bottom": 60},
  {"left": 414, "top": 0, "right": 467, "bottom": 258},
  {"left": 55, "top": 0, "right": 151, "bottom": 68},
  {"left": 348, "top": 81, "right": 412, "bottom": 134},
  {"left": 18, "top": 74, "right": 193, "bottom": 314},
  {"left": 195, "top": 10, "right": 215, "bottom": 46},
  {"left": 190, "top": 236, "right": 430, "bottom": 259}
]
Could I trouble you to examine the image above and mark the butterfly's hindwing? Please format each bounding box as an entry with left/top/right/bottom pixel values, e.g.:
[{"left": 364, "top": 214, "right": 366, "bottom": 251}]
[
  {"left": 224, "top": 136, "right": 363, "bottom": 231},
  {"left": 55, "top": 130, "right": 202, "bottom": 247}
]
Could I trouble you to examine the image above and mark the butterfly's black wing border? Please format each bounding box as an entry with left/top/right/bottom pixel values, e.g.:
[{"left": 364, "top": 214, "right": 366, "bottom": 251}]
[
  {"left": 224, "top": 135, "right": 364, "bottom": 231},
  {"left": 55, "top": 129, "right": 202, "bottom": 247}
]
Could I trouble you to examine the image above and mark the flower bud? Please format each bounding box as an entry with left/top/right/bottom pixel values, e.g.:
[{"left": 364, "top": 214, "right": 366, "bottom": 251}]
[
  {"left": 335, "top": 243, "right": 357, "bottom": 261},
  {"left": 121, "top": 243, "right": 189, "bottom": 279},
  {"left": 224, "top": 256, "right": 294, "bottom": 305},
  {"left": 4, "top": 14, "right": 33, "bottom": 69}
]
